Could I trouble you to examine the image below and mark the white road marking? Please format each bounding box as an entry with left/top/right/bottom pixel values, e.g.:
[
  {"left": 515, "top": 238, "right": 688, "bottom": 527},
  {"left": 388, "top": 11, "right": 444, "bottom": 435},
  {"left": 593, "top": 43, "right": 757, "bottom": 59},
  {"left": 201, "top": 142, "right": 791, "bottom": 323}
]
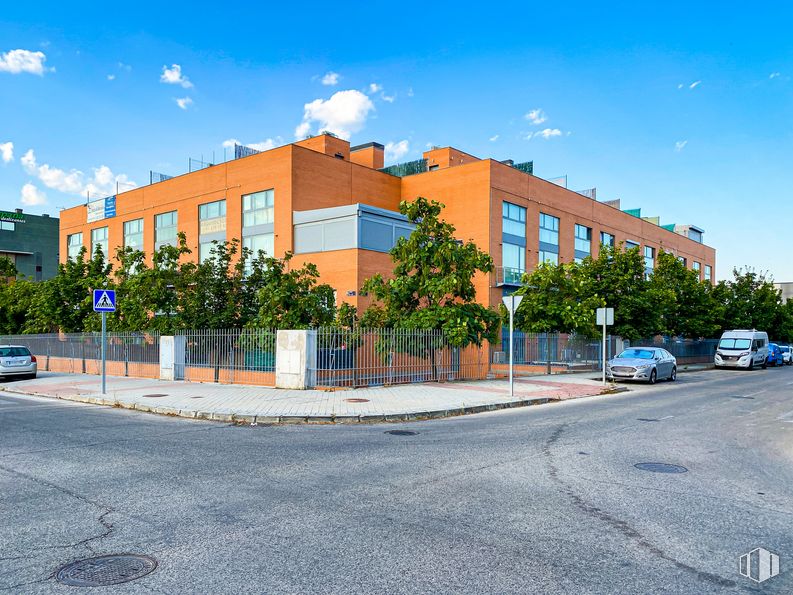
[
  {"left": 744, "top": 389, "right": 768, "bottom": 398},
  {"left": 658, "top": 415, "right": 674, "bottom": 420}
]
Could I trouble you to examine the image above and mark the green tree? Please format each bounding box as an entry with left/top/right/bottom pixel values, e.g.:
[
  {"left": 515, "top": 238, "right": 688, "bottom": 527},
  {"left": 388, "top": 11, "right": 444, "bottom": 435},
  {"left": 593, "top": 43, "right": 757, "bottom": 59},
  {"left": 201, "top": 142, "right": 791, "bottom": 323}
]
[
  {"left": 361, "top": 197, "right": 500, "bottom": 347},
  {"left": 250, "top": 252, "right": 336, "bottom": 329},
  {"left": 713, "top": 268, "right": 782, "bottom": 334}
]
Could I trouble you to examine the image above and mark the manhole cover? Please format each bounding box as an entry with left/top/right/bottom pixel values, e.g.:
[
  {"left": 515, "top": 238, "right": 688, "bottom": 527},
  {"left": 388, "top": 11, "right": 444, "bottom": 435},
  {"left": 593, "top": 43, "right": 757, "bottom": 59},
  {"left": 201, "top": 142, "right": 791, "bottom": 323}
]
[
  {"left": 634, "top": 462, "right": 688, "bottom": 474},
  {"left": 345, "top": 398, "right": 370, "bottom": 403},
  {"left": 385, "top": 430, "right": 418, "bottom": 436},
  {"left": 55, "top": 554, "right": 157, "bottom": 587},
  {"left": 142, "top": 394, "right": 168, "bottom": 398}
]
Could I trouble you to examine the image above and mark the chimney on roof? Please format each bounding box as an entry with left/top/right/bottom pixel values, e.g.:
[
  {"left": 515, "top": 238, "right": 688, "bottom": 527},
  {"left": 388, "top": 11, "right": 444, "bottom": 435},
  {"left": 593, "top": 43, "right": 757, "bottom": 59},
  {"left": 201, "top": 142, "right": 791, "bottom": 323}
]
[
  {"left": 15, "top": 208, "right": 22, "bottom": 213},
  {"left": 350, "top": 142, "right": 385, "bottom": 169}
]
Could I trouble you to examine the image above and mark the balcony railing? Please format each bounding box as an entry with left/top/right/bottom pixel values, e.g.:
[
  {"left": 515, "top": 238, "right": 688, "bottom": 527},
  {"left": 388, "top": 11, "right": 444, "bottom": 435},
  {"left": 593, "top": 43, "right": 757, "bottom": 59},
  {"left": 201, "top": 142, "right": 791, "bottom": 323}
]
[{"left": 496, "top": 266, "right": 525, "bottom": 286}]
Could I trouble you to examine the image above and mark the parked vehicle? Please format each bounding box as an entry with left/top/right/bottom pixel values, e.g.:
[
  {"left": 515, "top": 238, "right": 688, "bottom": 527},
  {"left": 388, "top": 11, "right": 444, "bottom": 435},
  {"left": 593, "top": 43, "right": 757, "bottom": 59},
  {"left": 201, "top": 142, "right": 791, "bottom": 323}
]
[
  {"left": 606, "top": 347, "right": 676, "bottom": 384},
  {"left": 779, "top": 345, "right": 793, "bottom": 366},
  {"left": 0, "top": 345, "right": 37, "bottom": 380},
  {"left": 714, "top": 330, "right": 769, "bottom": 370},
  {"left": 767, "top": 343, "right": 783, "bottom": 367}
]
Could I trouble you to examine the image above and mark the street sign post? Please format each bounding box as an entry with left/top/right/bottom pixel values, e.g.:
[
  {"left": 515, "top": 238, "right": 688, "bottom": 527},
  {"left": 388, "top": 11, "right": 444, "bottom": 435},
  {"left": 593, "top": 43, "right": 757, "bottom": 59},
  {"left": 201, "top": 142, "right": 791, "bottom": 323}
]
[
  {"left": 596, "top": 307, "right": 614, "bottom": 385},
  {"left": 502, "top": 294, "right": 524, "bottom": 397},
  {"left": 93, "top": 289, "right": 116, "bottom": 394}
]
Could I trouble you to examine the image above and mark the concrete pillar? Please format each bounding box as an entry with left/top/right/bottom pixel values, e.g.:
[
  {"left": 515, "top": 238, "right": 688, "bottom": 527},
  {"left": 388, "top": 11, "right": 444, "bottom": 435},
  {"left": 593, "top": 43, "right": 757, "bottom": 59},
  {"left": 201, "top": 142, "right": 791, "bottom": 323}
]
[
  {"left": 275, "top": 330, "right": 316, "bottom": 389},
  {"left": 160, "top": 335, "right": 186, "bottom": 381}
]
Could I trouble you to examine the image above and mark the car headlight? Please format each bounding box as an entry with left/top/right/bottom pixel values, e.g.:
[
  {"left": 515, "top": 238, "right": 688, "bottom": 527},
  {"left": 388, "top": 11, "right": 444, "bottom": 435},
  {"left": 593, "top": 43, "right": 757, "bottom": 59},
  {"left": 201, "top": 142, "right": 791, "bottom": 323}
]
[
  {"left": 739, "top": 352, "right": 750, "bottom": 357},
  {"left": 636, "top": 364, "right": 652, "bottom": 370}
]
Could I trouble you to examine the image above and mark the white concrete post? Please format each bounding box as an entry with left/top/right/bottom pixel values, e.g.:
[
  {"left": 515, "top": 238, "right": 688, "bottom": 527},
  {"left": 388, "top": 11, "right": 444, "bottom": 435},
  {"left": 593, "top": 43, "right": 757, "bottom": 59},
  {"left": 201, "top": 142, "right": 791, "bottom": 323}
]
[
  {"left": 160, "top": 335, "right": 186, "bottom": 381},
  {"left": 275, "top": 330, "right": 317, "bottom": 389}
]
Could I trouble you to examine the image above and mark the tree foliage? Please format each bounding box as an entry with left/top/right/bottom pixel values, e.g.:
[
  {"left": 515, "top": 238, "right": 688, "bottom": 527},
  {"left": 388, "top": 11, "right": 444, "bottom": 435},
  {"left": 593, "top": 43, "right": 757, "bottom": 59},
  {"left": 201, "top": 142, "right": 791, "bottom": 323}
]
[{"left": 361, "top": 197, "right": 500, "bottom": 347}]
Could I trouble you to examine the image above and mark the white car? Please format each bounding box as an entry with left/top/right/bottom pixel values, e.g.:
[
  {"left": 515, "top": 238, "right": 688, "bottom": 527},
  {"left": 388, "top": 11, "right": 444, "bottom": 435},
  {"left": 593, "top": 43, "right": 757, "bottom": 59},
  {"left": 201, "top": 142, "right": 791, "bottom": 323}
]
[
  {"left": 606, "top": 347, "right": 677, "bottom": 384},
  {"left": 779, "top": 345, "right": 793, "bottom": 366},
  {"left": 0, "top": 345, "right": 37, "bottom": 380}
]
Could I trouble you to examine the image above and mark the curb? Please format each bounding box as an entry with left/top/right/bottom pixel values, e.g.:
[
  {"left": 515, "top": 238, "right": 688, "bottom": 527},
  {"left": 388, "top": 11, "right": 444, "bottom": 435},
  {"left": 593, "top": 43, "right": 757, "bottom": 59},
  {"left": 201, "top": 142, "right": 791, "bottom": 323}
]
[{"left": 0, "top": 387, "right": 574, "bottom": 425}]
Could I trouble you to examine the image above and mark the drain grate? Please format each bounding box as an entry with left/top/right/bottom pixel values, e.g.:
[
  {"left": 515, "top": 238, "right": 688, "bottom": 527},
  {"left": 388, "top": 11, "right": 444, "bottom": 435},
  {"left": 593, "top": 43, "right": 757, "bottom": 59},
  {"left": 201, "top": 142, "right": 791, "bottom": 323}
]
[
  {"left": 142, "top": 394, "right": 168, "bottom": 398},
  {"left": 634, "top": 462, "right": 688, "bottom": 474},
  {"left": 345, "top": 398, "right": 370, "bottom": 403},
  {"left": 56, "top": 554, "right": 157, "bottom": 587},
  {"left": 385, "top": 430, "right": 418, "bottom": 436}
]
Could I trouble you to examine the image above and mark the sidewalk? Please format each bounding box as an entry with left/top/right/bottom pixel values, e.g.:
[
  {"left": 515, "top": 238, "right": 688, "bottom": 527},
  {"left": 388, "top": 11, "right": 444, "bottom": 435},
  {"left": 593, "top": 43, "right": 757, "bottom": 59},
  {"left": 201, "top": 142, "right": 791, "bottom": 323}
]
[{"left": 0, "top": 372, "right": 616, "bottom": 424}]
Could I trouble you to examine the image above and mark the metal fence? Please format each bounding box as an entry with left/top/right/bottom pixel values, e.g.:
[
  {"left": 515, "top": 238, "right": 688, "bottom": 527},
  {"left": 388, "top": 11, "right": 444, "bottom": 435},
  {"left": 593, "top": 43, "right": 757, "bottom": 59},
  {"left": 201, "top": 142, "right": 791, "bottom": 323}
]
[
  {"left": 632, "top": 337, "right": 718, "bottom": 363},
  {"left": 175, "top": 328, "right": 277, "bottom": 386},
  {"left": 490, "top": 330, "right": 618, "bottom": 375},
  {"left": 311, "top": 327, "right": 490, "bottom": 388},
  {"left": 0, "top": 332, "right": 161, "bottom": 378}
]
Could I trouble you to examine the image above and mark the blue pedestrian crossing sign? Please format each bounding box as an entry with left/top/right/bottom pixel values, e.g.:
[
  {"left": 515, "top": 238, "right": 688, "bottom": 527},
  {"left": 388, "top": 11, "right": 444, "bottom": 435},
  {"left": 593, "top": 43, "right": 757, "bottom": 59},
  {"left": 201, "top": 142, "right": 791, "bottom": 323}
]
[{"left": 93, "top": 289, "right": 116, "bottom": 312}]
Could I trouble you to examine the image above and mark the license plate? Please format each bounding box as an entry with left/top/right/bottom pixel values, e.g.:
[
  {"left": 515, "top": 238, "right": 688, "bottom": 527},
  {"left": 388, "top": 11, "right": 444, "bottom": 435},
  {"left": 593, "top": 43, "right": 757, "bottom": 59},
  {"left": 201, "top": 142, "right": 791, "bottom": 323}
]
[{"left": 3, "top": 359, "right": 26, "bottom": 367}]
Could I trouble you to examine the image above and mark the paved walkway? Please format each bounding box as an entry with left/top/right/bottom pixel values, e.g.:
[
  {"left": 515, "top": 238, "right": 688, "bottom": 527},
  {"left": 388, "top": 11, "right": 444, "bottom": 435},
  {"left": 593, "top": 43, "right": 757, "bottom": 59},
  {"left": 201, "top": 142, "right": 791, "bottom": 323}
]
[{"left": 1, "top": 372, "right": 615, "bottom": 424}]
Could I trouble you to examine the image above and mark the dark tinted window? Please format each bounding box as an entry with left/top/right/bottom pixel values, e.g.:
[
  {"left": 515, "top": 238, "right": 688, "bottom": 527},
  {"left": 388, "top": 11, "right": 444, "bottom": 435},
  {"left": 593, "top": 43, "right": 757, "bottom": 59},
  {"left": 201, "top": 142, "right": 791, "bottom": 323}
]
[{"left": 0, "top": 347, "right": 31, "bottom": 357}]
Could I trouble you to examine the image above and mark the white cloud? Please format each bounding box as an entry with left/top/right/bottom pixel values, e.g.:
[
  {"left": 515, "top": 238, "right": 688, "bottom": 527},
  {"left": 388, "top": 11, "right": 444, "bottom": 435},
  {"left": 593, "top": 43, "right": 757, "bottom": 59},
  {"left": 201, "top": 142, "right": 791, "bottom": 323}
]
[
  {"left": 0, "top": 49, "right": 52, "bottom": 75},
  {"left": 384, "top": 140, "right": 409, "bottom": 162},
  {"left": 675, "top": 140, "right": 688, "bottom": 152},
  {"left": 525, "top": 108, "right": 547, "bottom": 125},
  {"left": 381, "top": 93, "right": 395, "bottom": 103},
  {"left": 770, "top": 72, "right": 781, "bottom": 79},
  {"left": 677, "top": 83, "right": 684, "bottom": 89},
  {"left": 160, "top": 64, "right": 193, "bottom": 88},
  {"left": 118, "top": 62, "right": 131, "bottom": 71},
  {"left": 0, "top": 142, "right": 13, "bottom": 163},
  {"left": 20, "top": 183, "right": 47, "bottom": 206},
  {"left": 19, "top": 149, "right": 136, "bottom": 197},
  {"left": 369, "top": 83, "right": 382, "bottom": 93},
  {"left": 689, "top": 80, "right": 701, "bottom": 89},
  {"left": 222, "top": 138, "right": 278, "bottom": 152},
  {"left": 321, "top": 71, "right": 340, "bottom": 86},
  {"left": 407, "top": 87, "right": 414, "bottom": 97},
  {"left": 107, "top": 74, "right": 116, "bottom": 81},
  {"left": 175, "top": 97, "right": 193, "bottom": 110},
  {"left": 526, "top": 128, "right": 563, "bottom": 140},
  {"left": 294, "top": 89, "right": 375, "bottom": 140},
  {"left": 489, "top": 135, "right": 499, "bottom": 142}
]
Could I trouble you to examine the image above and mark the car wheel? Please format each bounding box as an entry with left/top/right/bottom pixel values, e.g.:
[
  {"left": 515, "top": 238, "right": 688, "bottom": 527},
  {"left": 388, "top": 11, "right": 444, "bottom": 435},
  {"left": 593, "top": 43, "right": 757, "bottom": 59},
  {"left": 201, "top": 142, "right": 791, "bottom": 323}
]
[
  {"left": 669, "top": 367, "right": 677, "bottom": 381},
  {"left": 648, "top": 369, "right": 657, "bottom": 384},
  {"left": 750, "top": 359, "right": 755, "bottom": 370}
]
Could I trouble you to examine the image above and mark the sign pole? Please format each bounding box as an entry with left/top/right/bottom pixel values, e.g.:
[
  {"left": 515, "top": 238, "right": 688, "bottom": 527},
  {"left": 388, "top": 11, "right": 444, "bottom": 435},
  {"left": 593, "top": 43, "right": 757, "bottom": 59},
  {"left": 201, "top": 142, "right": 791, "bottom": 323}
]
[
  {"left": 101, "top": 311, "right": 107, "bottom": 395},
  {"left": 509, "top": 300, "right": 514, "bottom": 397},
  {"left": 602, "top": 317, "right": 606, "bottom": 386}
]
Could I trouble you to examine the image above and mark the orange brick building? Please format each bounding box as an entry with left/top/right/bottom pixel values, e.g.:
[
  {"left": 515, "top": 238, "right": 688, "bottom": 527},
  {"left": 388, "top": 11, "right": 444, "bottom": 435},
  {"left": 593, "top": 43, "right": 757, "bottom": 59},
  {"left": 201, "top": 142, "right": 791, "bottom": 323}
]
[{"left": 59, "top": 134, "right": 716, "bottom": 311}]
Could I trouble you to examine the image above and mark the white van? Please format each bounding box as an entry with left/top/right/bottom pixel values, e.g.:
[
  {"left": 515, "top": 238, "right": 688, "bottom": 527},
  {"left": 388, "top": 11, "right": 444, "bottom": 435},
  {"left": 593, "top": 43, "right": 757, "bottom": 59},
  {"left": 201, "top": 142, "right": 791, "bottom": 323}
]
[{"left": 714, "top": 330, "right": 769, "bottom": 370}]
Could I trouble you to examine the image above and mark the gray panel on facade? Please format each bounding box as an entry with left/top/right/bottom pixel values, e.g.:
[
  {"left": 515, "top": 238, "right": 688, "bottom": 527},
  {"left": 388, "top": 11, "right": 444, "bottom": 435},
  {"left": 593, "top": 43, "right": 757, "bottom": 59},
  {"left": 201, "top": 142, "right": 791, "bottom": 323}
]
[
  {"left": 294, "top": 223, "right": 323, "bottom": 253},
  {"left": 539, "top": 241, "right": 559, "bottom": 253},
  {"left": 503, "top": 232, "right": 527, "bottom": 247},
  {"left": 244, "top": 222, "right": 275, "bottom": 236},
  {"left": 199, "top": 231, "right": 226, "bottom": 244},
  {"left": 360, "top": 218, "right": 394, "bottom": 253},
  {"left": 323, "top": 219, "right": 356, "bottom": 251}
]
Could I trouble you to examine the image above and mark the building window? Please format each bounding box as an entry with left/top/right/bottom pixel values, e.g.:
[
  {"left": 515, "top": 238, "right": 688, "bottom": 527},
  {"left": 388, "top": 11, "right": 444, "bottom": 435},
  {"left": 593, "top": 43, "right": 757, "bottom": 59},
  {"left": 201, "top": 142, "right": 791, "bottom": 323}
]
[
  {"left": 0, "top": 221, "right": 15, "bottom": 231},
  {"left": 123, "top": 219, "right": 144, "bottom": 250},
  {"left": 502, "top": 243, "right": 525, "bottom": 281},
  {"left": 688, "top": 229, "right": 703, "bottom": 243},
  {"left": 243, "top": 234, "right": 274, "bottom": 272},
  {"left": 538, "top": 250, "right": 559, "bottom": 265},
  {"left": 539, "top": 212, "right": 560, "bottom": 264},
  {"left": 67, "top": 233, "right": 83, "bottom": 261},
  {"left": 199, "top": 199, "right": 226, "bottom": 263},
  {"left": 91, "top": 227, "right": 109, "bottom": 260},
  {"left": 243, "top": 190, "right": 274, "bottom": 227},
  {"left": 502, "top": 202, "right": 526, "bottom": 238},
  {"left": 704, "top": 265, "right": 712, "bottom": 282},
  {"left": 625, "top": 240, "right": 640, "bottom": 251},
  {"left": 155, "top": 211, "right": 178, "bottom": 248},
  {"left": 678, "top": 256, "right": 687, "bottom": 266},
  {"left": 600, "top": 232, "right": 615, "bottom": 248},
  {"left": 502, "top": 202, "right": 526, "bottom": 282},
  {"left": 574, "top": 224, "right": 591, "bottom": 263},
  {"left": 644, "top": 246, "right": 655, "bottom": 270},
  {"left": 693, "top": 261, "right": 701, "bottom": 278}
]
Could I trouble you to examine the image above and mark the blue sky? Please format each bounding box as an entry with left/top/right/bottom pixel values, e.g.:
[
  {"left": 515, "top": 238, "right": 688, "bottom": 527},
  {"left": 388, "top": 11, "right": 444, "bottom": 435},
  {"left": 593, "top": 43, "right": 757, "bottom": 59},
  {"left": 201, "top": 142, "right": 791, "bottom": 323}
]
[{"left": 1, "top": 2, "right": 792, "bottom": 281}]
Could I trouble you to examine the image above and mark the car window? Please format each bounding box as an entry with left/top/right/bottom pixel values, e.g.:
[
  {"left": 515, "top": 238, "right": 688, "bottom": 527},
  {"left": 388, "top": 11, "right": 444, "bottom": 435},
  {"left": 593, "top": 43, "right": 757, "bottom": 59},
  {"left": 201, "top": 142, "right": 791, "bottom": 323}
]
[
  {"left": 719, "top": 338, "right": 751, "bottom": 349},
  {"left": 617, "top": 349, "right": 655, "bottom": 359},
  {"left": 0, "top": 347, "right": 31, "bottom": 357}
]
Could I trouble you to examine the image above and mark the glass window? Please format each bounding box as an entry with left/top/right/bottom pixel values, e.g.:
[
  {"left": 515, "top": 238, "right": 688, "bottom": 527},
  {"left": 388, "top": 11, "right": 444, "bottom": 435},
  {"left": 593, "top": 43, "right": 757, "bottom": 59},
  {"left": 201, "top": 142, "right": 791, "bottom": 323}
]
[
  {"left": 243, "top": 233, "right": 275, "bottom": 273},
  {"left": 502, "top": 243, "right": 525, "bottom": 271},
  {"left": 693, "top": 261, "right": 701, "bottom": 273},
  {"left": 625, "top": 241, "right": 639, "bottom": 251},
  {"left": 199, "top": 241, "right": 215, "bottom": 263},
  {"left": 0, "top": 221, "right": 15, "bottom": 231},
  {"left": 243, "top": 190, "right": 274, "bottom": 227},
  {"left": 600, "top": 232, "right": 615, "bottom": 247},
  {"left": 502, "top": 202, "right": 526, "bottom": 238},
  {"left": 644, "top": 246, "right": 655, "bottom": 269},
  {"left": 123, "top": 218, "right": 143, "bottom": 250},
  {"left": 67, "top": 233, "right": 83, "bottom": 261},
  {"left": 91, "top": 227, "right": 108, "bottom": 260},
  {"left": 538, "top": 250, "right": 559, "bottom": 265},
  {"left": 678, "top": 256, "right": 687, "bottom": 266},
  {"left": 575, "top": 224, "right": 591, "bottom": 255},
  {"left": 539, "top": 213, "right": 559, "bottom": 246},
  {"left": 155, "top": 211, "right": 178, "bottom": 247},
  {"left": 199, "top": 199, "right": 227, "bottom": 235},
  {"left": 704, "top": 265, "right": 712, "bottom": 282}
]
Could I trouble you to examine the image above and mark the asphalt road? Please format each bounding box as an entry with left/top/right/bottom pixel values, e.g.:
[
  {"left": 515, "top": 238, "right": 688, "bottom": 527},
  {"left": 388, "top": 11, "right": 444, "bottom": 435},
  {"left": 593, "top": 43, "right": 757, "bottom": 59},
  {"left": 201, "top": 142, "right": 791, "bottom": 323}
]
[{"left": 2, "top": 366, "right": 793, "bottom": 594}]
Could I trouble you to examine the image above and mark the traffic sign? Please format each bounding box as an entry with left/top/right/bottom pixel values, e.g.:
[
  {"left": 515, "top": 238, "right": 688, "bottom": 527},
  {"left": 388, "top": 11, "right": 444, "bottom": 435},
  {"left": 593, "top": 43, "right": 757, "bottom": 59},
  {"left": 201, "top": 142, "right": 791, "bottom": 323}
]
[
  {"left": 596, "top": 307, "right": 614, "bottom": 326},
  {"left": 502, "top": 294, "right": 523, "bottom": 314},
  {"left": 93, "top": 289, "right": 116, "bottom": 312}
]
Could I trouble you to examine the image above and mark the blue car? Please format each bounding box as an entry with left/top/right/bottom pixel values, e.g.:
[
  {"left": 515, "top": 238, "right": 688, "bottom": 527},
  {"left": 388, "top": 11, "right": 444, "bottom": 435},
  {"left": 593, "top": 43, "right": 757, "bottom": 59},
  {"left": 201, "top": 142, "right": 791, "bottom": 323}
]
[{"left": 767, "top": 343, "right": 783, "bottom": 367}]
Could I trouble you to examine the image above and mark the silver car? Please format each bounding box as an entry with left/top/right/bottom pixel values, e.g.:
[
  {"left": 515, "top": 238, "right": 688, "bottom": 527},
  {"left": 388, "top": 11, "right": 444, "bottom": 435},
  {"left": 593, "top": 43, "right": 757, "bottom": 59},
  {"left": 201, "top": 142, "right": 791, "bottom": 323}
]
[
  {"left": 0, "top": 345, "right": 37, "bottom": 380},
  {"left": 606, "top": 347, "right": 676, "bottom": 384}
]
